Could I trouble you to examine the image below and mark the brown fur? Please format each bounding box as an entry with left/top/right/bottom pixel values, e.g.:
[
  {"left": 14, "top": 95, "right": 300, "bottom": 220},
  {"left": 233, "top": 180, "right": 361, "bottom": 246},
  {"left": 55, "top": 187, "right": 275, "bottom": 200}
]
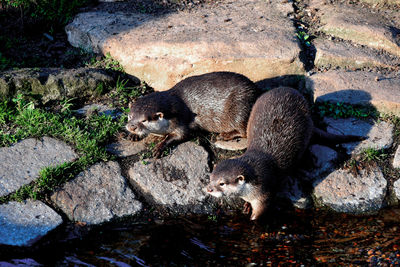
[{"left": 126, "top": 72, "right": 260, "bottom": 157}]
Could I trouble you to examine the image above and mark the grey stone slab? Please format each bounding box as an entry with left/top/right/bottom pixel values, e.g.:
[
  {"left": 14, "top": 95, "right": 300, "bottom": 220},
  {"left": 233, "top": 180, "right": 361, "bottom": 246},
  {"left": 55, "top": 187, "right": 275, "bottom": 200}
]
[
  {"left": 307, "top": 70, "right": 400, "bottom": 116},
  {"left": 0, "top": 137, "right": 78, "bottom": 197},
  {"left": 0, "top": 68, "right": 115, "bottom": 102},
  {"left": 51, "top": 161, "right": 142, "bottom": 225},
  {"left": 0, "top": 200, "right": 63, "bottom": 246},
  {"left": 280, "top": 176, "right": 312, "bottom": 209},
  {"left": 393, "top": 145, "right": 400, "bottom": 169},
  {"left": 128, "top": 142, "right": 213, "bottom": 214},
  {"left": 106, "top": 135, "right": 159, "bottom": 157},
  {"left": 394, "top": 178, "right": 400, "bottom": 200},
  {"left": 324, "top": 117, "right": 393, "bottom": 155},
  {"left": 314, "top": 38, "right": 400, "bottom": 70},
  {"left": 313, "top": 166, "right": 387, "bottom": 214},
  {"left": 66, "top": 0, "right": 304, "bottom": 91},
  {"left": 311, "top": 0, "right": 400, "bottom": 57}
]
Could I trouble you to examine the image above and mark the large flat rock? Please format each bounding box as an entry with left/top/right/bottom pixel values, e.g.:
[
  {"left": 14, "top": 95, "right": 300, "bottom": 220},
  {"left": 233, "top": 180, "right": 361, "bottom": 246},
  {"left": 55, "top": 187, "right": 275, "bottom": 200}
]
[
  {"left": 51, "top": 161, "right": 142, "bottom": 225},
  {"left": 306, "top": 70, "right": 400, "bottom": 116},
  {"left": 0, "top": 137, "right": 78, "bottom": 197},
  {"left": 313, "top": 166, "right": 387, "bottom": 214},
  {"left": 66, "top": 0, "right": 304, "bottom": 91},
  {"left": 324, "top": 117, "right": 393, "bottom": 155},
  {"left": 0, "top": 200, "right": 63, "bottom": 246},
  {"left": 314, "top": 38, "right": 400, "bottom": 70},
  {"left": 311, "top": 0, "right": 400, "bottom": 57},
  {"left": 128, "top": 142, "right": 213, "bottom": 214}
]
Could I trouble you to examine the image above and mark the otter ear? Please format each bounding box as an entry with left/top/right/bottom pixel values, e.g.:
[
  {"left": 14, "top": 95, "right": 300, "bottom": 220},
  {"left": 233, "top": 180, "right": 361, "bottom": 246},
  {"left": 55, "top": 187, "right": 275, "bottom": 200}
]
[
  {"left": 236, "top": 175, "right": 245, "bottom": 185},
  {"left": 153, "top": 112, "right": 164, "bottom": 120}
]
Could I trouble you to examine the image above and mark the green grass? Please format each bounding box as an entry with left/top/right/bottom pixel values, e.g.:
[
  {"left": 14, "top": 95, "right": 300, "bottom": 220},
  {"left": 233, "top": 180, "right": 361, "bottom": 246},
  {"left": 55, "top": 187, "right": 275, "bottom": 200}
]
[
  {"left": 361, "top": 148, "right": 388, "bottom": 162},
  {"left": 0, "top": 95, "right": 125, "bottom": 203},
  {"left": 86, "top": 52, "right": 124, "bottom": 72}
]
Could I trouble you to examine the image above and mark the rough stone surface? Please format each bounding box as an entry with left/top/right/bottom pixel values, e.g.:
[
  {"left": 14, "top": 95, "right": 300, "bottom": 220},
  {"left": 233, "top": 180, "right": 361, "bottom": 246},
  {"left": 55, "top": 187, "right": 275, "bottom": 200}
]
[
  {"left": 314, "top": 38, "right": 400, "bottom": 70},
  {"left": 306, "top": 70, "right": 400, "bottom": 116},
  {"left": 359, "top": 0, "right": 400, "bottom": 7},
  {"left": 51, "top": 161, "right": 142, "bottom": 225},
  {"left": 324, "top": 117, "right": 394, "bottom": 155},
  {"left": 0, "top": 68, "right": 115, "bottom": 102},
  {"left": 213, "top": 138, "right": 247, "bottom": 151},
  {"left": 76, "top": 104, "right": 122, "bottom": 119},
  {"left": 106, "top": 135, "right": 160, "bottom": 157},
  {"left": 128, "top": 142, "right": 213, "bottom": 213},
  {"left": 313, "top": 166, "right": 387, "bottom": 214},
  {"left": 0, "top": 137, "right": 78, "bottom": 197},
  {"left": 0, "top": 200, "right": 63, "bottom": 246},
  {"left": 309, "top": 144, "right": 339, "bottom": 177},
  {"left": 311, "top": 1, "right": 400, "bottom": 57},
  {"left": 66, "top": 0, "right": 304, "bottom": 91},
  {"left": 393, "top": 145, "right": 400, "bottom": 169},
  {"left": 394, "top": 178, "right": 400, "bottom": 200}
]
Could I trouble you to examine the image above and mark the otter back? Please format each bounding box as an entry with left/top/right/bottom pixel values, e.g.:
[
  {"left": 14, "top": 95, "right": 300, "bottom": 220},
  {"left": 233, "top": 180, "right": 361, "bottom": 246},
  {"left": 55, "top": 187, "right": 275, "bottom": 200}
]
[{"left": 247, "top": 87, "right": 314, "bottom": 171}]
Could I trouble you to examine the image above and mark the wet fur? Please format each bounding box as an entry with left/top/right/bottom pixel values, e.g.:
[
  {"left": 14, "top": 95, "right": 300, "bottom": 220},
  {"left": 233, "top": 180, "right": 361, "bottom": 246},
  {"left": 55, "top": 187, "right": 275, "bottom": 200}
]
[
  {"left": 207, "top": 87, "right": 314, "bottom": 220},
  {"left": 126, "top": 72, "right": 260, "bottom": 157}
]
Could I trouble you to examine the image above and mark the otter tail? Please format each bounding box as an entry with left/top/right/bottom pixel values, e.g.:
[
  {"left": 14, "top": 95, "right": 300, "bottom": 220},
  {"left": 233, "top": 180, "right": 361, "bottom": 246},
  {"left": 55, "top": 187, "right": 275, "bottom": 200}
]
[{"left": 312, "top": 127, "right": 366, "bottom": 145}]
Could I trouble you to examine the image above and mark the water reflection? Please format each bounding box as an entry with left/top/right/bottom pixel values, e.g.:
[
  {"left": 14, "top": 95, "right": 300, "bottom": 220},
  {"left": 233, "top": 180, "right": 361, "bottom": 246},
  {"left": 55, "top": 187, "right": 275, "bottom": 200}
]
[{"left": 3, "top": 208, "right": 400, "bottom": 266}]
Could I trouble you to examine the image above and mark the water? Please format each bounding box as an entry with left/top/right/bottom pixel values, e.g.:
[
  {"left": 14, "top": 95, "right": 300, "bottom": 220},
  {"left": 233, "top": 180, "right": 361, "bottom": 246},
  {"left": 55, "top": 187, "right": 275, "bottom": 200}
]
[{"left": 2, "top": 208, "right": 400, "bottom": 266}]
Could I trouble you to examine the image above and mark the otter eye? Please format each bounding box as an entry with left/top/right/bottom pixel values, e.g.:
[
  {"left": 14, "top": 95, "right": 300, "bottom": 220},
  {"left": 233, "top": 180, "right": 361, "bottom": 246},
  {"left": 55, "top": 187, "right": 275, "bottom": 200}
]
[
  {"left": 141, "top": 119, "right": 147, "bottom": 123},
  {"left": 219, "top": 182, "right": 225, "bottom": 186}
]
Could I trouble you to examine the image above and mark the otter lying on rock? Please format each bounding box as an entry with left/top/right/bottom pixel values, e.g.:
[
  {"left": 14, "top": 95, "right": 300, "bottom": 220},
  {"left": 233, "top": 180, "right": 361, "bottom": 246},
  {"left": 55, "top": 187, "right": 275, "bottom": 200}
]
[
  {"left": 126, "top": 72, "right": 260, "bottom": 157},
  {"left": 206, "top": 87, "right": 364, "bottom": 220}
]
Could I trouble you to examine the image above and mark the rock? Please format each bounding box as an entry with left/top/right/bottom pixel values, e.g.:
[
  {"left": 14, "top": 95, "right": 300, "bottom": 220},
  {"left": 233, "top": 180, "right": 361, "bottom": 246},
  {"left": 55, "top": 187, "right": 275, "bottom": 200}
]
[
  {"left": 393, "top": 145, "right": 400, "bottom": 169},
  {"left": 66, "top": 0, "right": 304, "bottom": 91},
  {"left": 106, "top": 135, "right": 160, "bottom": 157},
  {"left": 311, "top": 1, "right": 400, "bottom": 57},
  {"left": 0, "top": 137, "right": 78, "bottom": 197},
  {"left": 0, "top": 200, "right": 62, "bottom": 246},
  {"left": 306, "top": 70, "right": 400, "bottom": 116},
  {"left": 0, "top": 259, "right": 42, "bottom": 266},
  {"left": 313, "top": 165, "right": 387, "bottom": 214},
  {"left": 359, "top": 0, "right": 400, "bottom": 6},
  {"left": 51, "top": 161, "right": 142, "bottom": 225},
  {"left": 394, "top": 178, "right": 400, "bottom": 200},
  {"left": 309, "top": 144, "right": 339, "bottom": 177},
  {"left": 324, "top": 117, "right": 393, "bottom": 155},
  {"left": 280, "top": 176, "right": 312, "bottom": 209},
  {"left": 314, "top": 38, "right": 399, "bottom": 70},
  {"left": 0, "top": 68, "right": 115, "bottom": 102},
  {"left": 76, "top": 104, "right": 122, "bottom": 119},
  {"left": 128, "top": 142, "right": 213, "bottom": 214},
  {"left": 213, "top": 138, "right": 247, "bottom": 151}
]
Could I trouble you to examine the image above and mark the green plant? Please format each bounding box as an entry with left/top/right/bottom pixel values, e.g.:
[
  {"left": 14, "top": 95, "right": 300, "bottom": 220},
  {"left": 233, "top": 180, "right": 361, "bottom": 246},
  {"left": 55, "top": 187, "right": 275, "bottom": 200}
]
[
  {"left": 315, "top": 102, "right": 374, "bottom": 119},
  {"left": 86, "top": 52, "right": 124, "bottom": 72},
  {"left": 361, "top": 148, "right": 387, "bottom": 162},
  {"left": 296, "top": 31, "right": 311, "bottom": 46}
]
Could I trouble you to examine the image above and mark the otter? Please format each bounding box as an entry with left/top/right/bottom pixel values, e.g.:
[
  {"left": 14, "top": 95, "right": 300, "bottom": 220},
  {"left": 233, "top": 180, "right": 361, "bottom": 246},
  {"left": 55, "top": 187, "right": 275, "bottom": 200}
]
[
  {"left": 206, "top": 87, "right": 363, "bottom": 220},
  {"left": 126, "top": 72, "right": 260, "bottom": 157}
]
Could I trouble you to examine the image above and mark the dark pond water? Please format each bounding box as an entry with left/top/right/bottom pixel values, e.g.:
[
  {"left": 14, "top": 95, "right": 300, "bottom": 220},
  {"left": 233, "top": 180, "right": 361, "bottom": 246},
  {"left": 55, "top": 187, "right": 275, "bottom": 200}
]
[{"left": 2, "top": 208, "right": 400, "bottom": 266}]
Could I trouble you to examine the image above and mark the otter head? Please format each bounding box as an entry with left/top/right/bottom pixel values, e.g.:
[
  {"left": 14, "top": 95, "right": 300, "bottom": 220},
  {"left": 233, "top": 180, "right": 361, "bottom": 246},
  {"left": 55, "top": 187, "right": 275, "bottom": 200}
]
[
  {"left": 206, "top": 159, "right": 252, "bottom": 198},
  {"left": 126, "top": 100, "right": 170, "bottom": 137}
]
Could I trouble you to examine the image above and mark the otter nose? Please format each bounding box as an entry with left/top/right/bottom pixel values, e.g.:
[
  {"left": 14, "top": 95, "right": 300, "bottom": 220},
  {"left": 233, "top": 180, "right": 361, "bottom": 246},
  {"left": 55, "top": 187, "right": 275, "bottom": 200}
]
[
  {"left": 126, "top": 124, "right": 137, "bottom": 132},
  {"left": 207, "top": 187, "right": 213, "bottom": 193}
]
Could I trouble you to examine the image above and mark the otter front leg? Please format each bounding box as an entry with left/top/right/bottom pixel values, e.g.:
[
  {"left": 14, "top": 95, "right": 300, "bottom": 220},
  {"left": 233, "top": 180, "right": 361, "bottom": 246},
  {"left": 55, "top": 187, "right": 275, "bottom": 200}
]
[
  {"left": 152, "top": 127, "right": 189, "bottom": 158},
  {"left": 249, "top": 199, "right": 268, "bottom": 221}
]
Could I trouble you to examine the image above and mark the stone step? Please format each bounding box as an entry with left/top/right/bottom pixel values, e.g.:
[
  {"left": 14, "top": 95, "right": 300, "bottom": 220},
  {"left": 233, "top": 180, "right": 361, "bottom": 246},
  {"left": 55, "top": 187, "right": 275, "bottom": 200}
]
[
  {"left": 314, "top": 38, "right": 400, "bottom": 70},
  {"left": 51, "top": 161, "right": 142, "bottom": 225},
  {"left": 305, "top": 70, "right": 400, "bottom": 116},
  {"left": 0, "top": 137, "right": 78, "bottom": 198},
  {"left": 0, "top": 200, "right": 62, "bottom": 246},
  {"left": 311, "top": 0, "right": 400, "bottom": 57},
  {"left": 66, "top": 0, "right": 304, "bottom": 91}
]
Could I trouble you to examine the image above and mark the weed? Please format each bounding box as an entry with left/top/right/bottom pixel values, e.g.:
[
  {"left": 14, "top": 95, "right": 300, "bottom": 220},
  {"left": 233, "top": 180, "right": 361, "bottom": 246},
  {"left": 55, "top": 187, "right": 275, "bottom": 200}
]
[
  {"left": 296, "top": 31, "right": 311, "bottom": 46},
  {"left": 0, "top": 97, "right": 124, "bottom": 203},
  {"left": 361, "top": 148, "right": 387, "bottom": 162},
  {"left": 86, "top": 52, "right": 124, "bottom": 72},
  {"left": 207, "top": 214, "right": 218, "bottom": 222},
  {"left": 111, "top": 77, "right": 150, "bottom": 106},
  {"left": 315, "top": 102, "right": 375, "bottom": 119}
]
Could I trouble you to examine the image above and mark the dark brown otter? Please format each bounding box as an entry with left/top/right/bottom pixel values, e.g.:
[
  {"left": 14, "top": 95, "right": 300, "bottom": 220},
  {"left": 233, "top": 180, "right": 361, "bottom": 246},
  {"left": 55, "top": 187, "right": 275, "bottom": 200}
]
[
  {"left": 206, "top": 87, "right": 363, "bottom": 220},
  {"left": 126, "top": 72, "right": 260, "bottom": 157}
]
